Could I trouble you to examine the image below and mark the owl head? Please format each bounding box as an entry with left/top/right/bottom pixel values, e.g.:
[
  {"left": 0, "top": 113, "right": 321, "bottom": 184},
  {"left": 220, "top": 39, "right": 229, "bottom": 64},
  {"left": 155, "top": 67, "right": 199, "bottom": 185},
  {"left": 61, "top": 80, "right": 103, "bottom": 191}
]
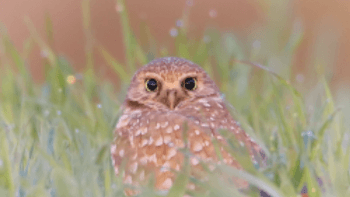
[{"left": 124, "top": 57, "right": 220, "bottom": 111}]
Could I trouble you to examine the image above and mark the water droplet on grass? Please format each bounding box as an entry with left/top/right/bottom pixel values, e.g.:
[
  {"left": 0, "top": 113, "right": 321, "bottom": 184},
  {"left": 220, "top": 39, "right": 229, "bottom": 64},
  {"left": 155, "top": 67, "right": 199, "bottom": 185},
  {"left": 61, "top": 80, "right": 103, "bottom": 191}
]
[
  {"left": 209, "top": 9, "right": 217, "bottom": 18},
  {"left": 302, "top": 130, "right": 316, "bottom": 146},
  {"left": 252, "top": 40, "right": 261, "bottom": 49},
  {"left": 75, "top": 73, "right": 83, "bottom": 80},
  {"left": 67, "top": 75, "right": 76, "bottom": 84},
  {"left": 296, "top": 73, "right": 305, "bottom": 83},
  {"left": 169, "top": 28, "right": 178, "bottom": 37},
  {"left": 40, "top": 50, "right": 49, "bottom": 58},
  {"left": 203, "top": 35, "right": 211, "bottom": 43},
  {"left": 176, "top": 19, "right": 183, "bottom": 27},
  {"left": 186, "top": 0, "right": 194, "bottom": 7},
  {"left": 7, "top": 124, "right": 15, "bottom": 130},
  {"left": 44, "top": 110, "right": 50, "bottom": 116},
  {"left": 115, "top": 3, "right": 124, "bottom": 12},
  {"left": 302, "top": 130, "right": 315, "bottom": 137}
]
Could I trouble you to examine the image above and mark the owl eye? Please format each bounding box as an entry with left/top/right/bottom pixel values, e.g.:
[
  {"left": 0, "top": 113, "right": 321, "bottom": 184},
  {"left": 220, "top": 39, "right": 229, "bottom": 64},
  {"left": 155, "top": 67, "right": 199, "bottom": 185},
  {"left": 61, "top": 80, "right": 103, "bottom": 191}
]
[
  {"left": 145, "top": 79, "right": 158, "bottom": 92},
  {"left": 183, "top": 77, "right": 197, "bottom": 91}
]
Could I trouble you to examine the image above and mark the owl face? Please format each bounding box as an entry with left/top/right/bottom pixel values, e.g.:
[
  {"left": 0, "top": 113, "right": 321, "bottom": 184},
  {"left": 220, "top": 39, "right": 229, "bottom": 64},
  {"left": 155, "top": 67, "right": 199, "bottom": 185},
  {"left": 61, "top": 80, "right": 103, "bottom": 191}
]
[{"left": 125, "top": 57, "right": 220, "bottom": 111}]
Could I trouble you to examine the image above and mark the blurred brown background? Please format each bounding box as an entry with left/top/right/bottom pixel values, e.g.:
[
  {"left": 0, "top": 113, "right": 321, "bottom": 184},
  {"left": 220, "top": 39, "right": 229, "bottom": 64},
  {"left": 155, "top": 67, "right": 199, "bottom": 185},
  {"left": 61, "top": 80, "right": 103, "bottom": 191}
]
[{"left": 0, "top": 0, "right": 349, "bottom": 89}]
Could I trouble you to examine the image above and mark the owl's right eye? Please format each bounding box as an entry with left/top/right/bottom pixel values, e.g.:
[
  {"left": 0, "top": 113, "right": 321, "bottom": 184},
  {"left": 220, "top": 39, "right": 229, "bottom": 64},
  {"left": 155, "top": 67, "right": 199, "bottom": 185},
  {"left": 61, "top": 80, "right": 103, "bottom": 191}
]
[{"left": 145, "top": 79, "right": 158, "bottom": 92}]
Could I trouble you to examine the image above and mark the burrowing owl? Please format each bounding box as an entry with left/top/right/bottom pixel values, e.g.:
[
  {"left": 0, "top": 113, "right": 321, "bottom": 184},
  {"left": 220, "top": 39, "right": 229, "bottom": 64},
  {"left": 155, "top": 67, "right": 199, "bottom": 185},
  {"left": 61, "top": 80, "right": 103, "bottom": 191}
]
[{"left": 111, "top": 57, "right": 265, "bottom": 195}]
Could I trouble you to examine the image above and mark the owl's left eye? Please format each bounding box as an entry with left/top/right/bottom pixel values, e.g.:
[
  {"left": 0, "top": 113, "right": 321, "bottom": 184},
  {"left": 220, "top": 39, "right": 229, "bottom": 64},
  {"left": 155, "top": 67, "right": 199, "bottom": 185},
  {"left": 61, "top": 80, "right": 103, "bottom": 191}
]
[
  {"left": 145, "top": 79, "right": 158, "bottom": 92},
  {"left": 182, "top": 77, "right": 197, "bottom": 91}
]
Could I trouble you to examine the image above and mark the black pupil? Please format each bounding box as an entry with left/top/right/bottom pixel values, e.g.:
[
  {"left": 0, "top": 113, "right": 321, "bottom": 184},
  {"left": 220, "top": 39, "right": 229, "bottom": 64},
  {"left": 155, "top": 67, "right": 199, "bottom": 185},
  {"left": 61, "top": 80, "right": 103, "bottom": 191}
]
[
  {"left": 184, "top": 78, "right": 196, "bottom": 90},
  {"left": 147, "top": 79, "right": 158, "bottom": 91}
]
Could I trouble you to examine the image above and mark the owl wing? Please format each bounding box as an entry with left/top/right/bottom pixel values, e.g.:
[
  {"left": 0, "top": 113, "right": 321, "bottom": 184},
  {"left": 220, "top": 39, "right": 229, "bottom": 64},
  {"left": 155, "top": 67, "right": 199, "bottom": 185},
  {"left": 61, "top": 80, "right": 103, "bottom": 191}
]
[
  {"left": 178, "top": 97, "right": 267, "bottom": 165},
  {"left": 111, "top": 98, "right": 265, "bottom": 193}
]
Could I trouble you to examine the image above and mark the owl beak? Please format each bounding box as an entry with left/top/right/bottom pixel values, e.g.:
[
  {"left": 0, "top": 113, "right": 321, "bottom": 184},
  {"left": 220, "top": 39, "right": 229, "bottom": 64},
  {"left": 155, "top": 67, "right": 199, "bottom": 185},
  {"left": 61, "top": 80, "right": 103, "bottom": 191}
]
[{"left": 167, "top": 89, "right": 178, "bottom": 110}]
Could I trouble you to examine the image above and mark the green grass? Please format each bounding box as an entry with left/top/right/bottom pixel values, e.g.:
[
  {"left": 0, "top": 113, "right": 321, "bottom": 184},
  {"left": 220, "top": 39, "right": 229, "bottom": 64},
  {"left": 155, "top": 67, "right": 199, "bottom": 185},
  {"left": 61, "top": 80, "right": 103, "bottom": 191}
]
[{"left": 0, "top": 0, "right": 349, "bottom": 196}]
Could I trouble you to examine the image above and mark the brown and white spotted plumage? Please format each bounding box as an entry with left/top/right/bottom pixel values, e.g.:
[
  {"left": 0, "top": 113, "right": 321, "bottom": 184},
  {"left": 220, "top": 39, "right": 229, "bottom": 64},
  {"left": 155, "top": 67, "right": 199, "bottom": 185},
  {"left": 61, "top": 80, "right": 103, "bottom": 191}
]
[{"left": 111, "top": 57, "right": 265, "bottom": 195}]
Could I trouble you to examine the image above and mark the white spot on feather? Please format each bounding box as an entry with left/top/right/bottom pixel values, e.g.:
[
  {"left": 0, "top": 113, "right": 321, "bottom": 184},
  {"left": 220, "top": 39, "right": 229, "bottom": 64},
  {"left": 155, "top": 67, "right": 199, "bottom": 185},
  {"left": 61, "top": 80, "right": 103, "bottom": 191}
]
[
  {"left": 141, "top": 128, "right": 148, "bottom": 135},
  {"left": 161, "top": 161, "right": 170, "bottom": 172},
  {"left": 155, "top": 137, "right": 163, "bottom": 146},
  {"left": 161, "top": 122, "right": 169, "bottom": 128},
  {"left": 163, "top": 135, "right": 171, "bottom": 144},
  {"left": 148, "top": 153, "right": 157, "bottom": 163},
  {"left": 130, "top": 162, "right": 138, "bottom": 174},
  {"left": 174, "top": 125, "right": 180, "bottom": 130},
  {"left": 191, "top": 157, "right": 199, "bottom": 165},
  {"left": 203, "top": 103, "right": 210, "bottom": 107},
  {"left": 167, "top": 148, "right": 177, "bottom": 159},
  {"left": 124, "top": 175, "right": 132, "bottom": 184},
  {"left": 166, "top": 127, "right": 173, "bottom": 133},
  {"left": 140, "top": 170, "right": 145, "bottom": 180},
  {"left": 201, "top": 123, "right": 209, "bottom": 127},
  {"left": 148, "top": 136, "right": 154, "bottom": 145},
  {"left": 111, "top": 144, "right": 117, "bottom": 153},
  {"left": 195, "top": 130, "right": 200, "bottom": 135},
  {"left": 116, "top": 115, "right": 129, "bottom": 128},
  {"left": 140, "top": 157, "right": 147, "bottom": 165},
  {"left": 119, "top": 149, "right": 125, "bottom": 157},
  {"left": 114, "top": 166, "right": 119, "bottom": 174},
  {"left": 135, "top": 129, "right": 142, "bottom": 136},
  {"left": 162, "top": 178, "right": 173, "bottom": 189},
  {"left": 141, "top": 139, "right": 148, "bottom": 147},
  {"left": 193, "top": 142, "right": 203, "bottom": 152}
]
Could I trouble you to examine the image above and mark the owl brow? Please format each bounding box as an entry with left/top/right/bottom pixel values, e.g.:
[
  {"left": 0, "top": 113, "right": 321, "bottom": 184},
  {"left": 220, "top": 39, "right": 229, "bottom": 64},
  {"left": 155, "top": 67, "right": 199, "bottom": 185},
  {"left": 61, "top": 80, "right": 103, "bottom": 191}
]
[
  {"left": 180, "top": 74, "right": 199, "bottom": 82},
  {"left": 144, "top": 77, "right": 160, "bottom": 82}
]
